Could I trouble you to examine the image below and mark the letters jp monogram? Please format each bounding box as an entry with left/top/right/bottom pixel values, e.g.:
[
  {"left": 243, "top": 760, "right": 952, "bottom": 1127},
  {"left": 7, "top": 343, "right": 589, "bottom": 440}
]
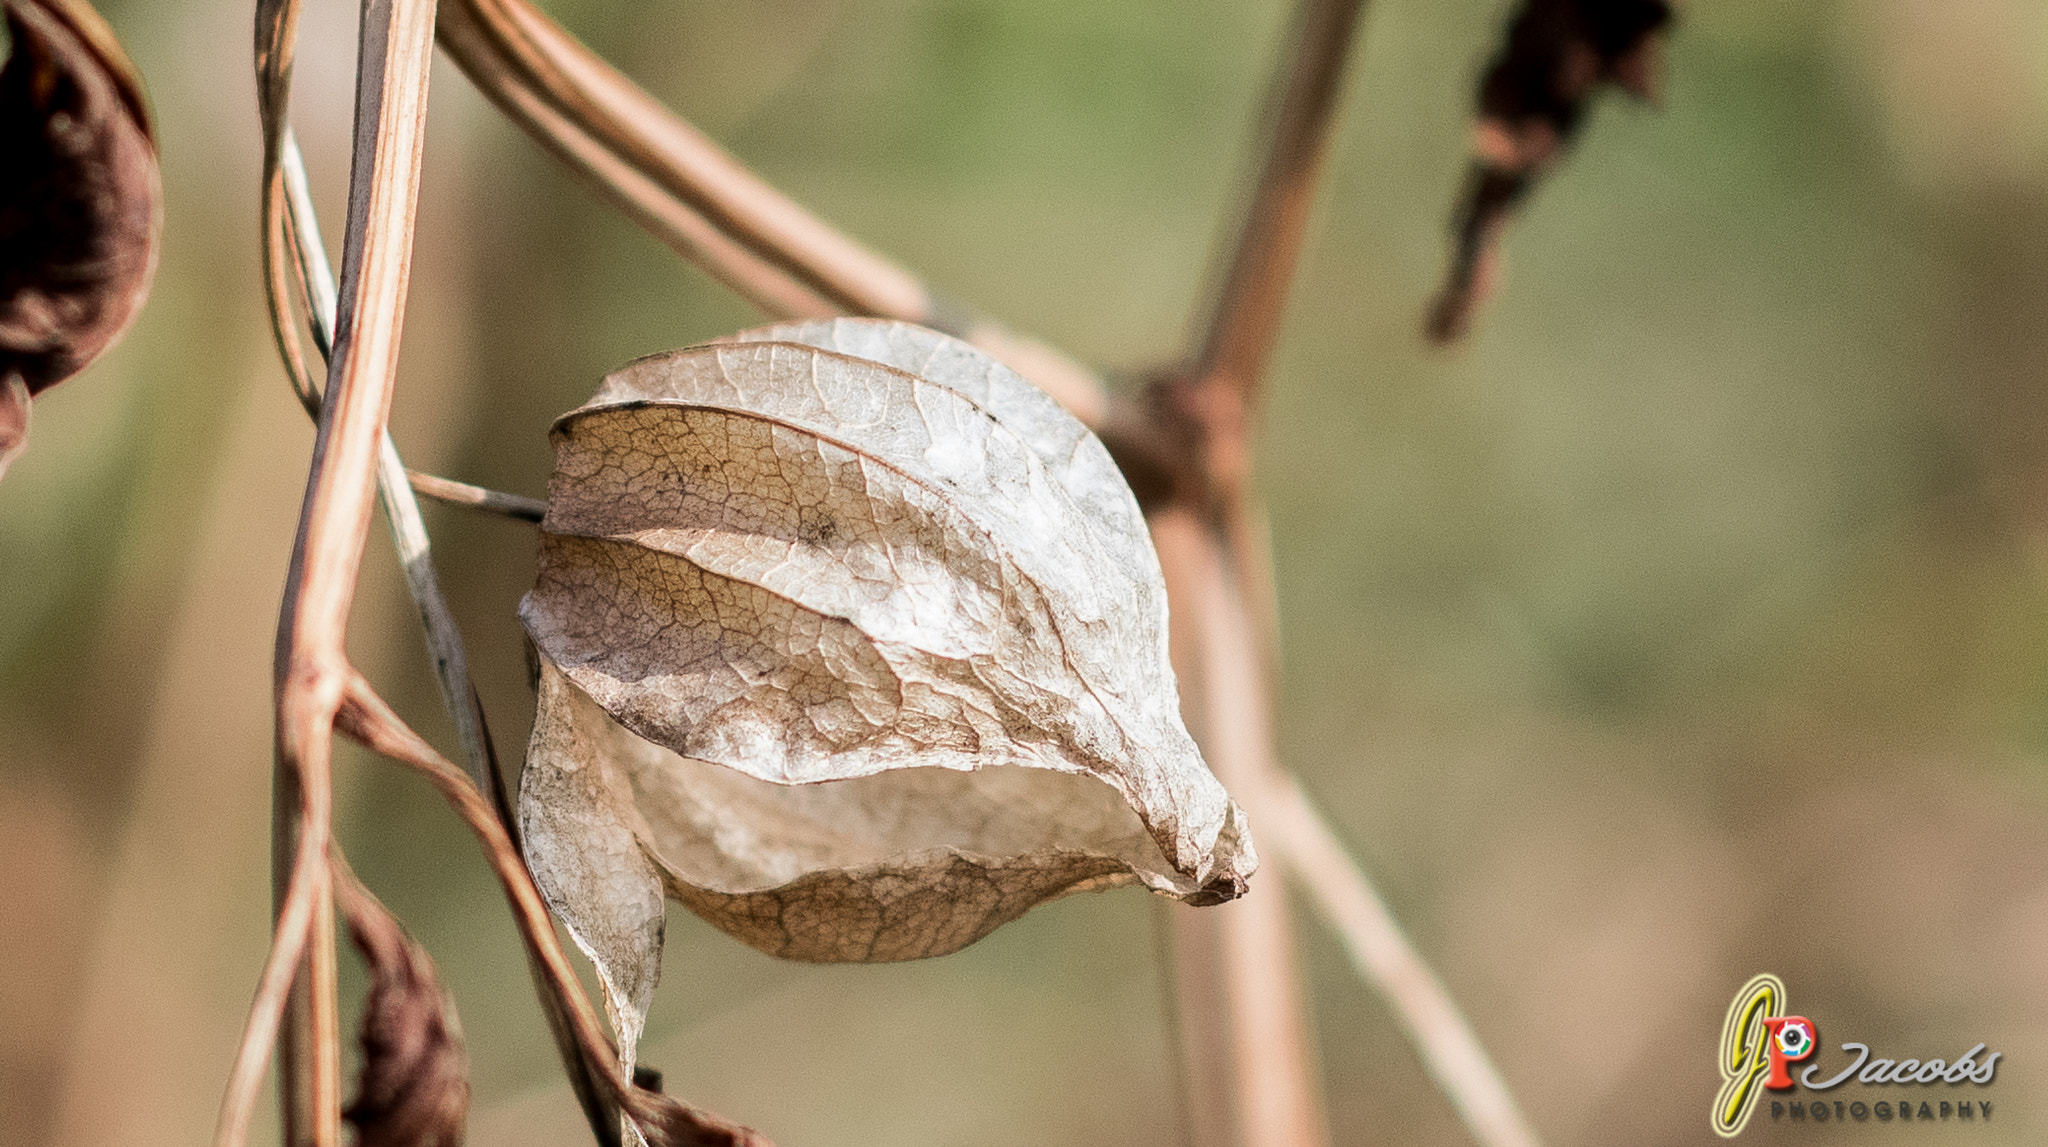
[{"left": 1714, "top": 973, "right": 1785, "bottom": 1137}]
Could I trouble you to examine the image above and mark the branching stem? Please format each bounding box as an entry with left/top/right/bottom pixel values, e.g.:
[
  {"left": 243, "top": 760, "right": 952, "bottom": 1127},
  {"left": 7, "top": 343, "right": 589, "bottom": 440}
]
[
  {"left": 222, "top": 1, "right": 441, "bottom": 1145},
  {"left": 277, "top": 130, "right": 505, "bottom": 801}
]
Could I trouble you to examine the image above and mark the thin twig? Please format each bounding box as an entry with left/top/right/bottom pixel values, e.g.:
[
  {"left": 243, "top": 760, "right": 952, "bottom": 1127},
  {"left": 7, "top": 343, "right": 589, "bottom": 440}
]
[
  {"left": 332, "top": 677, "right": 620, "bottom": 1094},
  {"left": 280, "top": 128, "right": 337, "bottom": 361},
  {"left": 257, "top": 0, "right": 323, "bottom": 419},
  {"left": 1264, "top": 779, "right": 1543, "bottom": 1147},
  {"left": 278, "top": 131, "right": 505, "bottom": 797},
  {"left": 406, "top": 467, "right": 548, "bottom": 522},
  {"left": 216, "top": 748, "right": 334, "bottom": 1147},
  {"left": 250, "top": 3, "right": 341, "bottom": 1143}
]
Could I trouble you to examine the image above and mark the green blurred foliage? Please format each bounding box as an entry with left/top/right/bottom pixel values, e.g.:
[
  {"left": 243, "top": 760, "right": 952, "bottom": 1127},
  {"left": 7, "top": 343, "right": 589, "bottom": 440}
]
[{"left": 8, "top": 0, "right": 2048, "bottom": 1144}]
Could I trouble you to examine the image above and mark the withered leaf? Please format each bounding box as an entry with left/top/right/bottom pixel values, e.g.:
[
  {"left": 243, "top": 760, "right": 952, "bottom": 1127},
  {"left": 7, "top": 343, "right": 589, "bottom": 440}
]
[
  {"left": 1426, "top": 0, "right": 1671, "bottom": 342},
  {"left": 620, "top": 1083, "right": 772, "bottom": 1147},
  {"left": 0, "top": 0, "right": 159, "bottom": 477},
  {"left": 520, "top": 318, "right": 1253, "bottom": 1066},
  {"left": 0, "top": 373, "right": 25, "bottom": 479},
  {"left": 338, "top": 872, "right": 470, "bottom": 1147}
]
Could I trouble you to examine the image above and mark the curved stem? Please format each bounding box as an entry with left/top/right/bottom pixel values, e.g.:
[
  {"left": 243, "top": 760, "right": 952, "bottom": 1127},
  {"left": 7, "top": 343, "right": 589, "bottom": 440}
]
[
  {"left": 434, "top": 0, "right": 1112, "bottom": 426},
  {"left": 334, "top": 677, "right": 619, "bottom": 1092},
  {"left": 446, "top": 0, "right": 924, "bottom": 318},
  {"left": 436, "top": 0, "right": 835, "bottom": 320}
]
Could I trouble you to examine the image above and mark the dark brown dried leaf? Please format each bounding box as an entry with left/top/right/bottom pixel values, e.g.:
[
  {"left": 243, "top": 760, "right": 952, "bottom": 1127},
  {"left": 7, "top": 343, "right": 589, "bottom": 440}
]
[
  {"left": 622, "top": 1086, "right": 773, "bottom": 1147},
  {"left": 0, "top": 372, "right": 26, "bottom": 479},
  {"left": 0, "top": 0, "right": 159, "bottom": 401},
  {"left": 1426, "top": 0, "right": 1670, "bottom": 342},
  {"left": 338, "top": 871, "right": 470, "bottom": 1147}
]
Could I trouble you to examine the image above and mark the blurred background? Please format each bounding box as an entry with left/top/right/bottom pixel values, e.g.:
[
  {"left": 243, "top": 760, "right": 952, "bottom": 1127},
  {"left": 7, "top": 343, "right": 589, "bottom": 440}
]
[{"left": 5, "top": 0, "right": 2047, "bottom": 1142}]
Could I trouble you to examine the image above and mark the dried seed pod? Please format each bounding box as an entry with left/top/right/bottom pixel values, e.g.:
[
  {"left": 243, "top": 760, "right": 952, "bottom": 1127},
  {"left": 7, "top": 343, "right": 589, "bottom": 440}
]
[
  {"left": 520, "top": 318, "right": 1253, "bottom": 1067},
  {"left": 0, "top": 0, "right": 160, "bottom": 476},
  {"left": 1426, "top": 0, "right": 1671, "bottom": 342},
  {"left": 337, "top": 871, "right": 470, "bottom": 1147}
]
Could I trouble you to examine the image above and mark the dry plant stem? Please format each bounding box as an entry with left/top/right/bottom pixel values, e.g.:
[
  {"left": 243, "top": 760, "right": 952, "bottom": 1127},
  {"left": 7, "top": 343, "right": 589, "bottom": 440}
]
[
  {"left": 220, "top": 0, "right": 441, "bottom": 1144},
  {"left": 442, "top": 0, "right": 921, "bottom": 317},
  {"left": 375, "top": 438, "right": 500, "bottom": 791},
  {"left": 1153, "top": 508, "right": 1327, "bottom": 1147},
  {"left": 1152, "top": 3, "right": 1371, "bottom": 1144},
  {"left": 1190, "top": 0, "right": 1367, "bottom": 445},
  {"left": 279, "top": 131, "right": 505, "bottom": 800},
  {"left": 279, "top": 56, "right": 573, "bottom": 1146},
  {"left": 1170, "top": 0, "right": 1364, "bottom": 661},
  {"left": 218, "top": 745, "right": 335, "bottom": 1147},
  {"left": 287, "top": 117, "right": 590, "bottom": 1096},
  {"left": 435, "top": 0, "right": 1113, "bottom": 425},
  {"left": 256, "top": 0, "right": 322, "bottom": 417},
  {"left": 281, "top": 131, "right": 613, "bottom": 1138},
  {"left": 434, "top": 0, "right": 835, "bottom": 320},
  {"left": 1266, "top": 780, "right": 1543, "bottom": 1147},
  {"left": 1161, "top": 0, "right": 1544, "bottom": 1120},
  {"left": 335, "top": 683, "right": 624, "bottom": 1147},
  {"left": 331, "top": 679, "right": 622, "bottom": 1094},
  {"left": 1187, "top": 0, "right": 1362, "bottom": 673},
  {"left": 252, "top": 3, "right": 339, "bottom": 1144},
  {"left": 406, "top": 466, "right": 548, "bottom": 522}
]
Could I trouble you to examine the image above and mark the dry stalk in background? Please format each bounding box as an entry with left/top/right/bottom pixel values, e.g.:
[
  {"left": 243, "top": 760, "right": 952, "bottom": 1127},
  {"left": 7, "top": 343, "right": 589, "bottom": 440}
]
[
  {"left": 1149, "top": 3, "right": 1371, "bottom": 1144},
  {"left": 1265, "top": 777, "right": 1542, "bottom": 1147},
  {"left": 219, "top": 0, "right": 1551, "bottom": 1144}
]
